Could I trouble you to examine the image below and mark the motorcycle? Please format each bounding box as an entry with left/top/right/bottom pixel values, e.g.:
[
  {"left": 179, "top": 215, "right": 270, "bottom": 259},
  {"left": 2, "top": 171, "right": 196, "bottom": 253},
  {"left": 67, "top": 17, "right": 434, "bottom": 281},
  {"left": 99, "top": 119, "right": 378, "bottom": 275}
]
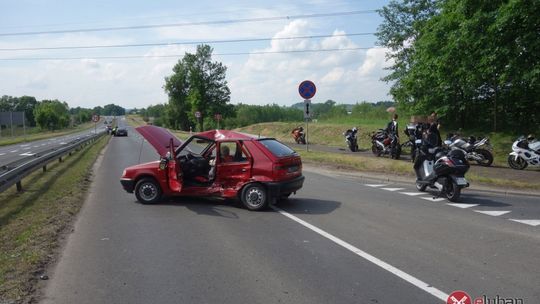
[
  {"left": 402, "top": 123, "right": 426, "bottom": 162},
  {"left": 343, "top": 127, "right": 359, "bottom": 152},
  {"left": 444, "top": 135, "right": 494, "bottom": 166},
  {"left": 507, "top": 136, "right": 540, "bottom": 170},
  {"left": 291, "top": 127, "right": 306, "bottom": 144},
  {"left": 371, "top": 129, "right": 401, "bottom": 159},
  {"left": 414, "top": 147, "right": 470, "bottom": 201}
]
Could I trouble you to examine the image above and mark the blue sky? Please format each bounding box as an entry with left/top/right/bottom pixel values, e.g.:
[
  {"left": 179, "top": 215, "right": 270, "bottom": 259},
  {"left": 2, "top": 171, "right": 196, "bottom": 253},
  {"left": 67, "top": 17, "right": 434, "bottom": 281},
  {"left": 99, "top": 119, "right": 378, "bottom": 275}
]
[{"left": 0, "top": 0, "right": 393, "bottom": 109}]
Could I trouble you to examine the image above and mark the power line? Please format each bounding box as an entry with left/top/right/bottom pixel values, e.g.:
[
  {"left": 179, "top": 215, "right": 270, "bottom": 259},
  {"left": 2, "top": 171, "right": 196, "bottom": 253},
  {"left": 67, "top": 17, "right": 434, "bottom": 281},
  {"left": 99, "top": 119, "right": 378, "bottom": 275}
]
[
  {"left": 0, "top": 47, "right": 381, "bottom": 61},
  {"left": 0, "top": 32, "right": 375, "bottom": 51},
  {"left": 0, "top": 10, "right": 377, "bottom": 37}
]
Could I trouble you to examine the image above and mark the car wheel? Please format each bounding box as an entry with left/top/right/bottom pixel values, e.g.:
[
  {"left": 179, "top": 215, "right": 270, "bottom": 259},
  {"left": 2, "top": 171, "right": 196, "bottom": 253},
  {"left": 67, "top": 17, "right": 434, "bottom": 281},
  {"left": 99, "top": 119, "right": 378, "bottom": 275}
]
[
  {"left": 135, "top": 178, "right": 162, "bottom": 204},
  {"left": 240, "top": 183, "right": 269, "bottom": 211}
]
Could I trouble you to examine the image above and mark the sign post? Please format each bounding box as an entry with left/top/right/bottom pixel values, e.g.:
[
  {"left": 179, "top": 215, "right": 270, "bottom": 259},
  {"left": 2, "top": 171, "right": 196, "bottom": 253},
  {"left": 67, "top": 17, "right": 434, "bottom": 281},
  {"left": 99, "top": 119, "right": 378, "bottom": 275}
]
[
  {"left": 92, "top": 114, "right": 100, "bottom": 134},
  {"left": 298, "top": 80, "right": 316, "bottom": 151},
  {"left": 215, "top": 113, "right": 222, "bottom": 129},
  {"left": 195, "top": 111, "right": 201, "bottom": 131}
]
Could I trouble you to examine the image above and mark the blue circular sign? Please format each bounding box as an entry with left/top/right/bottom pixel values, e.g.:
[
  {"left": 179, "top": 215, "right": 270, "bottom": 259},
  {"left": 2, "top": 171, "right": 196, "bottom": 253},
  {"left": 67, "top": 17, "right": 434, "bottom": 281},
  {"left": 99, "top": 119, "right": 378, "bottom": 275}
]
[{"left": 298, "top": 80, "right": 316, "bottom": 99}]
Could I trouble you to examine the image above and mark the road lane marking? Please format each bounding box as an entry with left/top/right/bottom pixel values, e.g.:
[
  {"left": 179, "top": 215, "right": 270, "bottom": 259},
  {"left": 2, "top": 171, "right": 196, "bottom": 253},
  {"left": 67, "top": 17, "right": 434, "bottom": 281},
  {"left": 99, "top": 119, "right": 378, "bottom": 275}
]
[
  {"left": 446, "top": 203, "right": 479, "bottom": 209},
  {"left": 33, "top": 145, "right": 40, "bottom": 148},
  {"left": 10, "top": 150, "right": 18, "bottom": 153},
  {"left": 420, "top": 197, "right": 447, "bottom": 202},
  {"left": 509, "top": 219, "right": 540, "bottom": 227},
  {"left": 381, "top": 187, "right": 405, "bottom": 191},
  {"left": 0, "top": 153, "right": 5, "bottom": 156},
  {"left": 23, "top": 147, "right": 31, "bottom": 150},
  {"left": 20, "top": 152, "right": 35, "bottom": 156},
  {"left": 473, "top": 210, "right": 511, "bottom": 217},
  {"left": 400, "top": 192, "right": 426, "bottom": 196},
  {"left": 272, "top": 206, "right": 449, "bottom": 301},
  {"left": 365, "top": 184, "right": 387, "bottom": 187}
]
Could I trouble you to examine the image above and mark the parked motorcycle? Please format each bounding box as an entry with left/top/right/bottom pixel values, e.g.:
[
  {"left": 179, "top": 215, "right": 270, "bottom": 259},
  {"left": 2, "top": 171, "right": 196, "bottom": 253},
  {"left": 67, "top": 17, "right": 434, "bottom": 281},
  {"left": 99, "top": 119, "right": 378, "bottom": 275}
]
[
  {"left": 343, "top": 127, "right": 359, "bottom": 152},
  {"left": 444, "top": 135, "right": 494, "bottom": 166},
  {"left": 402, "top": 123, "right": 426, "bottom": 162},
  {"left": 371, "top": 129, "right": 401, "bottom": 159},
  {"left": 414, "top": 146, "right": 470, "bottom": 201},
  {"left": 291, "top": 127, "right": 306, "bottom": 144},
  {"left": 507, "top": 135, "right": 540, "bottom": 170}
]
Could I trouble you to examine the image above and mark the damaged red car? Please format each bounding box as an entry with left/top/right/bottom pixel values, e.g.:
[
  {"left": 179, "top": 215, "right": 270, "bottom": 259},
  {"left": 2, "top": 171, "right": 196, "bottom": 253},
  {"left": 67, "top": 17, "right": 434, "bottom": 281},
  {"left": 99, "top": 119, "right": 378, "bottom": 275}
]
[{"left": 120, "top": 125, "right": 304, "bottom": 210}]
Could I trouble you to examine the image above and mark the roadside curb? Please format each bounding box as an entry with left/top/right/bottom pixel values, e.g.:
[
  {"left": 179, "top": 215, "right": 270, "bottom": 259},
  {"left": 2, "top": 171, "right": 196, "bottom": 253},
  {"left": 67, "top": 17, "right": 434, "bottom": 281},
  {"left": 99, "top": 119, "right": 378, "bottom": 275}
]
[{"left": 303, "top": 163, "right": 540, "bottom": 198}]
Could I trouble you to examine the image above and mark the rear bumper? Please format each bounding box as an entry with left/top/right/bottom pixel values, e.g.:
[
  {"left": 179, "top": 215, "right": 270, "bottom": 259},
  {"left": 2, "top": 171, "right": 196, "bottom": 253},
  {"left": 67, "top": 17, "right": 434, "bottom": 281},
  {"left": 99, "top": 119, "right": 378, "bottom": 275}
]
[
  {"left": 120, "top": 178, "right": 135, "bottom": 193},
  {"left": 264, "top": 175, "right": 305, "bottom": 198}
]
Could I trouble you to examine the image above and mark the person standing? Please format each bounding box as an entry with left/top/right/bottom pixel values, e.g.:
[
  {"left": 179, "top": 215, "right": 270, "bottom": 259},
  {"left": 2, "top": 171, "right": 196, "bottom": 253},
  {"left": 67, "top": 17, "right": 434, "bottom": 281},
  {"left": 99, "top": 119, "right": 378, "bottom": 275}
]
[{"left": 429, "top": 112, "right": 442, "bottom": 147}]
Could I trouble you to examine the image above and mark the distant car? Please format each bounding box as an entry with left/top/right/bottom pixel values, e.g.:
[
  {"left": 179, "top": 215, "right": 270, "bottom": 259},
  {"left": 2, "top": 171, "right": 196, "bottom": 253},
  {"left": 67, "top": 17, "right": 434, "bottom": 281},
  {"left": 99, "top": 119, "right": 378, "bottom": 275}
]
[
  {"left": 120, "top": 126, "right": 304, "bottom": 210},
  {"left": 114, "top": 128, "right": 128, "bottom": 136}
]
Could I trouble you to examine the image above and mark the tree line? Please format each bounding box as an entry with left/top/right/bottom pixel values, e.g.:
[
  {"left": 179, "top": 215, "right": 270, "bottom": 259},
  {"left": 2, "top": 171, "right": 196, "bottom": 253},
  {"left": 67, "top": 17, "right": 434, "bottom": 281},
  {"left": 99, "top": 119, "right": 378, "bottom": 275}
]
[
  {"left": 377, "top": 0, "right": 539, "bottom": 133},
  {"left": 0, "top": 95, "right": 125, "bottom": 130}
]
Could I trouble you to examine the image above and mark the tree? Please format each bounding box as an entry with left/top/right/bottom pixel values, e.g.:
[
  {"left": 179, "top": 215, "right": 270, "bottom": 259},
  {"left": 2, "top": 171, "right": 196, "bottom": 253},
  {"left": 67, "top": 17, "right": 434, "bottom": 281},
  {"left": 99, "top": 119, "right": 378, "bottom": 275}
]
[
  {"left": 164, "top": 44, "right": 231, "bottom": 131},
  {"left": 33, "top": 100, "right": 70, "bottom": 130}
]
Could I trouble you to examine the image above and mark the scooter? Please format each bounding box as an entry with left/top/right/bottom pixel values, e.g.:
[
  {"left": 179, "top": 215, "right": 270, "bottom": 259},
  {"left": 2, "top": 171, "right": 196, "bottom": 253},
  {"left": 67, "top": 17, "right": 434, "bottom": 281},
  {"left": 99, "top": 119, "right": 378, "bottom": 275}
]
[
  {"left": 507, "top": 136, "right": 540, "bottom": 170},
  {"left": 291, "top": 127, "right": 306, "bottom": 144},
  {"left": 372, "top": 129, "right": 401, "bottom": 159},
  {"left": 414, "top": 147, "right": 470, "bottom": 201},
  {"left": 444, "top": 135, "right": 494, "bottom": 167},
  {"left": 343, "top": 128, "right": 359, "bottom": 152}
]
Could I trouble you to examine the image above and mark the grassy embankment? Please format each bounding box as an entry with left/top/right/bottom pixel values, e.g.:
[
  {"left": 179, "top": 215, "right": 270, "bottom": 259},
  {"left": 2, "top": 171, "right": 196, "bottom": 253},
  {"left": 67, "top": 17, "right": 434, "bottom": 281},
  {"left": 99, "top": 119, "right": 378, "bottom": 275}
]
[
  {"left": 0, "top": 121, "right": 98, "bottom": 147},
  {"left": 0, "top": 134, "right": 109, "bottom": 302}
]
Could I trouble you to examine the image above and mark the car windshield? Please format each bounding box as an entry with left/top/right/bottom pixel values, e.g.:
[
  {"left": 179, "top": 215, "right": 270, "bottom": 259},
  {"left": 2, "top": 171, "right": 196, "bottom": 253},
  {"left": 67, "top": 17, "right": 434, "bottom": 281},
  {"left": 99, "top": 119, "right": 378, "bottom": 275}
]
[
  {"left": 176, "top": 136, "right": 213, "bottom": 157},
  {"left": 258, "top": 139, "right": 296, "bottom": 157}
]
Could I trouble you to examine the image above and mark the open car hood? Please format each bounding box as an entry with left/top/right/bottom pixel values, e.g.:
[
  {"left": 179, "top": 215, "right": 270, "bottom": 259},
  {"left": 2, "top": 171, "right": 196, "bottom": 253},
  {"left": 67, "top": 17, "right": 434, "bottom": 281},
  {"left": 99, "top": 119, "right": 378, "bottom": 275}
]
[{"left": 136, "top": 125, "right": 182, "bottom": 157}]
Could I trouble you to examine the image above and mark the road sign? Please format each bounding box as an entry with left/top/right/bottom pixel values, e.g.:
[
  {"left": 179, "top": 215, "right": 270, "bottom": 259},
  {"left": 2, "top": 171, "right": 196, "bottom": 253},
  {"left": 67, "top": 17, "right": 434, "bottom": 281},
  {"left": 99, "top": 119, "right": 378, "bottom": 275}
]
[
  {"left": 92, "top": 114, "right": 100, "bottom": 123},
  {"left": 215, "top": 113, "right": 222, "bottom": 120},
  {"left": 303, "top": 99, "right": 312, "bottom": 119},
  {"left": 195, "top": 111, "right": 201, "bottom": 118},
  {"left": 298, "top": 80, "right": 316, "bottom": 99}
]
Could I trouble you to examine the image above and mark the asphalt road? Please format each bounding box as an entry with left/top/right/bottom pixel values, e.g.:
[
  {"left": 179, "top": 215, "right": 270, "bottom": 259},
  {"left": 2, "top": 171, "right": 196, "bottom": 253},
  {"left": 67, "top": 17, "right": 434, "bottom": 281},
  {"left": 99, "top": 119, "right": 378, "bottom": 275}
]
[{"left": 39, "top": 125, "right": 540, "bottom": 303}]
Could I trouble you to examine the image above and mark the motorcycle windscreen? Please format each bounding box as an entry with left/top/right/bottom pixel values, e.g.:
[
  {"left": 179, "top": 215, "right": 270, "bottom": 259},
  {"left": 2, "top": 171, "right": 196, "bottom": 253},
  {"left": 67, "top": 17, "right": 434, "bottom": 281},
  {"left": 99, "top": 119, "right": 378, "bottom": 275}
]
[{"left": 167, "top": 160, "right": 182, "bottom": 192}]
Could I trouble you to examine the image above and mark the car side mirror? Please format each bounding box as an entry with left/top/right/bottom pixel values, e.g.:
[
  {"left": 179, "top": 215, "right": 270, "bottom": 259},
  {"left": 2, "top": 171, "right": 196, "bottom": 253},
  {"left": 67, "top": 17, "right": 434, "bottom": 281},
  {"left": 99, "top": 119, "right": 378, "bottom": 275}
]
[{"left": 159, "top": 157, "right": 168, "bottom": 170}]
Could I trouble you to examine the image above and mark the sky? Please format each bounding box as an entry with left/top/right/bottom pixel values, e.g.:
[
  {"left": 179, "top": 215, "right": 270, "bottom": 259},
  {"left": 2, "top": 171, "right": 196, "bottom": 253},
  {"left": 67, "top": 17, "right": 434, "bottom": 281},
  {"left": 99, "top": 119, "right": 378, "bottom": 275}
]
[{"left": 0, "top": 0, "right": 393, "bottom": 109}]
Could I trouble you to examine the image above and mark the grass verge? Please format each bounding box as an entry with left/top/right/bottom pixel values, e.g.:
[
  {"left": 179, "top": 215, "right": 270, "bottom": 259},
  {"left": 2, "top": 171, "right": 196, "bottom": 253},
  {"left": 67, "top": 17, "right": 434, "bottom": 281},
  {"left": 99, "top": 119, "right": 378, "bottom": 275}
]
[
  {"left": 299, "top": 150, "right": 538, "bottom": 190},
  {"left": 0, "top": 134, "right": 109, "bottom": 303},
  {"left": 0, "top": 122, "right": 98, "bottom": 147}
]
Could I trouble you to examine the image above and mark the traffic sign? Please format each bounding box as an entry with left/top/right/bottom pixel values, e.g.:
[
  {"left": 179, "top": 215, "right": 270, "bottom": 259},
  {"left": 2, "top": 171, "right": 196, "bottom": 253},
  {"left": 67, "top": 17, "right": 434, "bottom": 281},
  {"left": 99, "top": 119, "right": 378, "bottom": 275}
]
[
  {"left": 92, "top": 114, "right": 100, "bottom": 123},
  {"left": 447, "top": 291, "right": 471, "bottom": 304},
  {"left": 303, "top": 99, "right": 312, "bottom": 119},
  {"left": 195, "top": 111, "right": 201, "bottom": 118},
  {"left": 298, "top": 80, "right": 316, "bottom": 99},
  {"left": 215, "top": 113, "right": 222, "bottom": 120}
]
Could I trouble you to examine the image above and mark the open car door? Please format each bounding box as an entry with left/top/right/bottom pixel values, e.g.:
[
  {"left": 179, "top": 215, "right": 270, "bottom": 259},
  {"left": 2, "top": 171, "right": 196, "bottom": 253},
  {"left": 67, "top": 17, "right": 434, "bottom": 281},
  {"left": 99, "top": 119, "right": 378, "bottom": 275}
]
[{"left": 166, "top": 138, "right": 182, "bottom": 192}]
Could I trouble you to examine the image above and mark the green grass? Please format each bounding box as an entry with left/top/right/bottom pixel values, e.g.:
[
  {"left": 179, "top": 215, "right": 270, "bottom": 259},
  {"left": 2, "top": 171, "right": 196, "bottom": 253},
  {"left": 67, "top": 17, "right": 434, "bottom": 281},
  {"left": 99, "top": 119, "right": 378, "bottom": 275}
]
[
  {"left": 0, "top": 134, "right": 109, "bottom": 303},
  {"left": 0, "top": 121, "right": 98, "bottom": 147}
]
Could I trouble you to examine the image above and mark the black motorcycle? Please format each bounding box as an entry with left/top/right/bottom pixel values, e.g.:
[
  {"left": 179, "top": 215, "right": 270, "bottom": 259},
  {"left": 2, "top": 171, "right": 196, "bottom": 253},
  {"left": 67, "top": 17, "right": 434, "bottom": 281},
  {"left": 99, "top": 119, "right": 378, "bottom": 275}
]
[
  {"left": 402, "top": 123, "right": 427, "bottom": 162},
  {"left": 414, "top": 147, "right": 470, "bottom": 201},
  {"left": 371, "top": 129, "right": 401, "bottom": 159},
  {"left": 444, "top": 135, "right": 493, "bottom": 167},
  {"left": 344, "top": 128, "right": 359, "bottom": 152}
]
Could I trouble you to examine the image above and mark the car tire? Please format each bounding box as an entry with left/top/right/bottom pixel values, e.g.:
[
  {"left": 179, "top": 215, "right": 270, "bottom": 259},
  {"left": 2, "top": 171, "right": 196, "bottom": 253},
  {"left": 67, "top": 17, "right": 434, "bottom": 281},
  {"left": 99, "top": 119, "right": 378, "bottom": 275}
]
[
  {"left": 240, "top": 183, "right": 269, "bottom": 211},
  {"left": 135, "top": 178, "right": 162, "bottom": 204}
]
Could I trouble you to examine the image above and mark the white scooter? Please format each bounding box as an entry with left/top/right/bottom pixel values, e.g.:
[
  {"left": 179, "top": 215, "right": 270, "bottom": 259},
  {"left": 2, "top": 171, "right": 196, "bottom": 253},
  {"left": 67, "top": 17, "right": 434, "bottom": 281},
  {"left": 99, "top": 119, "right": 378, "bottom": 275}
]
[{"left": 507, "top": 136, "right": 540, "bottom": 170}]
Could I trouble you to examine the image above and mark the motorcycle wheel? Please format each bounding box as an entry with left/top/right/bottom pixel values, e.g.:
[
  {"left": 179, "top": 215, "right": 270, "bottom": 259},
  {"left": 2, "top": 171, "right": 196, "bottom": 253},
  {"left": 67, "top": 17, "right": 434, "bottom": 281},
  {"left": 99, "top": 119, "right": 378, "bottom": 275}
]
[
  {"left": 445, "top": 181, "right": 461, "bottom": 202},
  {"left": 475, "top": 149, "right": 493, "bottom": 167},
  {"left": 507, "top": 154, "right": 527, "bottom": 170},
  {"left": 416, "top": 181, "right": 427, "bottom": 192},
  {"left": 371, "top": 144, "right": 381, "bottom": 156}
]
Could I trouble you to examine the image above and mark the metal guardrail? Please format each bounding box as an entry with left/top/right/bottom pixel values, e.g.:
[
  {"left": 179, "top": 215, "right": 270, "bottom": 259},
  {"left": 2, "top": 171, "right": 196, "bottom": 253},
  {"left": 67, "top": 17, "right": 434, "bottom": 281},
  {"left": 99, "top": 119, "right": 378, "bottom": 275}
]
[{"left": 0, "top": 131, "right": 106, "bottom": 193}]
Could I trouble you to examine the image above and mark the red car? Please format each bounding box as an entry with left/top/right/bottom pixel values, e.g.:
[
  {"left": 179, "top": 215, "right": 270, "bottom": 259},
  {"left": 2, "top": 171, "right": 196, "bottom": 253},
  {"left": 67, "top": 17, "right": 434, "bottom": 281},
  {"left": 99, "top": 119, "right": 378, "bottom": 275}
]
[{"left": 120, "top": 126, "right": 304, "bottom": 210}]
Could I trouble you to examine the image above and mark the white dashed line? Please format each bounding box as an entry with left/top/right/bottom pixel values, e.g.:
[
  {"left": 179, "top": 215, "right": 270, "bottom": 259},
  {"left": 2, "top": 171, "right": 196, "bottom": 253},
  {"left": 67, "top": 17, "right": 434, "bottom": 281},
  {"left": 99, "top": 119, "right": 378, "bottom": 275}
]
[
  {"left": 381, "top": 188, "right": 405, "bottom": 192},
  {"left": 33, "top": 145, "right": 40, "bottom": 148},
  {"left": 0, "top": 153, "right": 5, "bottom": 156},
  {"left": 474, "top": 210, "right": 511, "bottom": 217},
  {"left": 365, "top": 184, "right": 387, "bottom": 188},
  {"left": 420, "top": 197, "right": 447, "bottom": 202},
  {"left": 272, "top": 206, "right": 449, "bottom": 301},
  {"left": 20, "top": 152, "right": 35, "bottom": 156},
  {"left": 509, "top": 219, "right": 540, "bottom": 227},
  {"left": 446, "top": 203, "right": 479, "bottom": 209},
  {"left": 23, "top": 147, "right": 31, "bottom": 150},
  {"left": 399, "top": 192, "right": 426, "bottom": 196},
  {"left": 10, "top": 150, "right": 18, "bottom": 153}
]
